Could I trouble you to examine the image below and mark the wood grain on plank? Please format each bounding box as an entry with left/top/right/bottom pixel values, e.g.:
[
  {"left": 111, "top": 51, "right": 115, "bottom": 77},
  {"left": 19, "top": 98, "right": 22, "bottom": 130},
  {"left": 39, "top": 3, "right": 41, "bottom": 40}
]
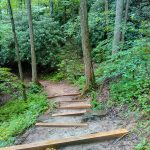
[
  {"left": 35, "top": 122, "right": 88, "bottom": 127},
  {"left": 59, "top": 100, "right": 87, "bottom": 103},
  {"left": 2, "top": 129, "right": 128, "bottom": 150},
  {"left": 59, "top": 104, "right": 91, "bottom": 109},
  {"left": 52, "top": 110, "right": 86, "bottom": 117},
  {"left": 48, "top": 93, "right": 80, "bottom": 99}
]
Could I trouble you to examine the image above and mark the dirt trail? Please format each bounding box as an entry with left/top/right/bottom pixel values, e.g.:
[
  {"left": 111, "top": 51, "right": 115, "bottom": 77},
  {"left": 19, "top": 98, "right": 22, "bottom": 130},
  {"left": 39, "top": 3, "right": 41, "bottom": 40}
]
[{"left": 16, "top": 80, "right": 138, "bottom": 150}]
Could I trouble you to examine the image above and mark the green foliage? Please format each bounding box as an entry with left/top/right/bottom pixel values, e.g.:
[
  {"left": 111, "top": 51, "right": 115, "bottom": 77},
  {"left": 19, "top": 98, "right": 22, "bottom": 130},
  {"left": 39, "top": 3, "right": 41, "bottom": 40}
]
[
  {"left": 41, "top": 72, "right": 64, "bottom": 82},
  {"left": 135, "top": 139, "right": 150, "bottom": 150},
  {"left": 95, "top": 38, "right": 150, "bottom": 114},
  {"left": 58, "top": 59, "right": 84, "bottom": 82},
  {"left": 54, "top": 43, "right": 84, "bottom": 83},
  {"left": 0, "top": 23, "right": 14, "bottom": 64},
  {"left": 48, "top": 100, "right": 58, "bottom": 111},
  {"left": 74, "top": 76, "right": 86, "bottom": 90},
  {"left": 0, "top": 93, "right": 48, "bottom": 147},
  {"left": 54, "top": 0, "right": 79, "bottom": 23},
  {"left": 110, "top": 77, "right": 150, "bottom": 112},
  {"left": 40, "top": 44, "right": 84, "bottom": 82},
  {"left": 91, "top": 91, "right": 103, "bottom": 110},
  {"left": 0, "top": 0, "right": 150, "bottom": 148},
  {"left": 92, "top": 39, "right": 112, "bottom": 63},
  {"left": 89, "top": 1, "right": 115, "bottom": 47},
  {"left": 0, "top": 68, "right": 22, "bottom": 98},
  {"left": 28, "top": 82, "right": 43, "bottom": 94},
  {"left": 0, "top": 13, "right": 65, "bottom": 68},
  {"left": 63, "top": 17, "right": 81, "bottom": 45},
  {"left": 41, "top": 57, "right": 84, "bottom": 83},
  {"left": 33, "top": 17, "right": 65, "bottom": 67}
]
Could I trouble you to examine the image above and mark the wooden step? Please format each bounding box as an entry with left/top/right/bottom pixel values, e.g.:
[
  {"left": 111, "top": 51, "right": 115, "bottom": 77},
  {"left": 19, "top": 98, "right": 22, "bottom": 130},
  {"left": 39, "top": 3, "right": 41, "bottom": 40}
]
[
  {"left": 48, "top": 93, "right": 80, "bottom": 99},
  {"left": 2, "top": 129, "right": 128, "bottom": 150},
  {"left": 60, "top": 100, "right": 87, "bottom": 103},
  {"left": 35, "top": 122, "right": 88, "bottom": 127},
  {"left": 59, "top": 104, "right": 91, "bottom": 109},
  {"left": 52, "top": 110, "right": 86, "bottom": 117}
]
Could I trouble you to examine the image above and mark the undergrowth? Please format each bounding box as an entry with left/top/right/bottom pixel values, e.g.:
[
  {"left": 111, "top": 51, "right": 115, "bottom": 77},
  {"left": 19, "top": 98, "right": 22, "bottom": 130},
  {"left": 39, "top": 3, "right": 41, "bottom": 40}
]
[
  {"left": 40, "top": 72, "right": 64, "bottom": 82},
  {"left": 90, "top": 91, "right": 103, "bottom": 110},
  {"left": 48, "top": 100, "right": 58, "bottom": 112},
  {"left": 0, "top": 68, "right": 22, "bottom": 100},
  {"left": 135, "top": 139, "right": 150, "bottom": 150},
  {"left": 0, "top": 83, "right": 49, "bottom": 147},
  {"left": 94, "top": 39, "right": 150, "bottom": 149},
  {"left": 95, "top": 39, "right": 150, "bottom": 115}
]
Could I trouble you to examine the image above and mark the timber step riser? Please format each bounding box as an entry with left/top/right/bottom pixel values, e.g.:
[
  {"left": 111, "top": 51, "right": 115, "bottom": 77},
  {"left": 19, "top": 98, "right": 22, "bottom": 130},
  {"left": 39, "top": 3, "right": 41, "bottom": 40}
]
[
  {"left": 35, "top": 123, "right": 88, "bottom": 127},
  {"left": 1, "top": 129, "right": 128, "bottom": 150},
  {"left": 52, "top": 111, "right": 86, "bottom": 117},
  {"left": 59, "top": 100, "right": 87, "bottom": 103},
  {"left": 48, "top": 93, "right": 80, "bottom": 99},
  {"left": 59, "top": 104, "right": 91, "bottom": 109}
]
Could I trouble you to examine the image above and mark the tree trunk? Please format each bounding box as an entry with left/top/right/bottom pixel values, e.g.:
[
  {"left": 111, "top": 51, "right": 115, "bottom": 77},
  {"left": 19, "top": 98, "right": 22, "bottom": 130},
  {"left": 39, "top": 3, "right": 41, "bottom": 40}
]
[
  {"left": 121, "top": 0, "right": 129, "bottom": 46},
  {"left": 27, "top": 0, "right": 38, "bottom": 83},
  {"left": 7, "top": 0, "right": 27, "bottom": 101},
  {"left": 23, "top": 0, "right": 26, "bottom": 8},
  {"left": 19, "top": 0, "right": 23, "bottom": 9},
  {"left": 80, "top": 0, "right": 95, "bottom": 95},
  {"left": 112, "top": 0, "right": 124, "bottom": 54},
  {"left": 104, "top": 0, "right": 109, "bottom": 38},
  {"left": 49, "top": 0, "right": 53, "bottom": 17},
  {"left": 64, "top": 5, "right": 67, "bottom": 23},
  {"left": 104, "top": 0, "right": 108, "bottom": 23},
  {"left": 0, "top": 8, "right": 2, "bottom": 20},
  {"left": 104, "top": 0, "right": 108, "bottom": 12},
  {"left": 0, "top": 0, "right": 2, "bottom": 20}
]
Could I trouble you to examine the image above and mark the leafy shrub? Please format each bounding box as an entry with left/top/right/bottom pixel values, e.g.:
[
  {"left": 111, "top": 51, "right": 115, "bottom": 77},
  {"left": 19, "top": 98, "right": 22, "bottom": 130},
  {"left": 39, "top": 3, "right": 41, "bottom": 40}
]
[
  {"left": 0, "top": 22, "right": 14, "bottom": 65},
  {"left": 0, "top": 68, "right": 22, "bottom": 99},
  {"left": 110, "top": 77, "right": 150, "bottom": 112},
  {"left": 48, "top": 100, "right": 58, "bottom": 112},
  {"left": 92, "top": 39, "right": 112, "bottom": 63},
  {"left": 0, "top": 93, "right": 48, "bottom": 147},
  {"left": 28, "top": 82, "right": 43, "bottom": 94},
  {"left": 95, "top": 38, "right": 150, "bottom": 113},
  {"left": 90, "top": 91, "right": 103, "bottom": 110},
  {"left": 89, "top": 6, "right": 114, "bottom": 47},
  {"left": 58, "top": 59, "right": 84, "bottom": 81},
  {"left": 41, "top": 72, "right": 65, "bottom": 82},
  {"left": 0, "top": 12, "right": 65, "bottom": 69},
  {"left": 74, "top": 76, "right": 86, "bottom": 90},
  {"left": 55, "top": 43, "right": 84, "bottom": 83},
  {"left": 135, "top": 139, "right": 150, "bottom": 150}
]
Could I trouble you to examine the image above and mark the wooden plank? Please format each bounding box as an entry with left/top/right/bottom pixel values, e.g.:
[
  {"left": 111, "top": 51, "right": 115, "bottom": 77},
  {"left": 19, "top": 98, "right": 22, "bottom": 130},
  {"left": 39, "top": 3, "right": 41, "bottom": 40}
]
[
  {"left": 52, "top": 110, "right": 86, "bottom": 117},
  {"left": 60, "top": 100, "right": 87, "bottom": 102},
  {"left": 59, "top": 104, "right": 91, "bottom": 109},
  {"left": 48, "top": 93, "right": 80, "bottom": 99},
  {"left": 35, "top": 122, "right": 88, "bottom": 127},
  {"left": 2, "top": 129, "right": 128, "bottom": 150}
]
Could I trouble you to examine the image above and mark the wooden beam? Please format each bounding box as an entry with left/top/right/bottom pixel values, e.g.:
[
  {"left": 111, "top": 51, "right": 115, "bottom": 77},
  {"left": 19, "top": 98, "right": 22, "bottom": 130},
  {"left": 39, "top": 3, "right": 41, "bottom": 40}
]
[
  {"left": 35, "top": 122, "right": 88, "bottom": 127},
  {"left": 59, "top": 104, "right": 91, "bottom": 109},
  {"left": 60, "top": 100, "right": 87, "bottom": 103},
  {"left": 48, "top": 93, "right": 80, "bottom": 99},
  {"left": 52, "top": 110, "right": 86, "bottom": 117},
  {"left": 2, "top": 129, "right": 128, "bottom": 150}
]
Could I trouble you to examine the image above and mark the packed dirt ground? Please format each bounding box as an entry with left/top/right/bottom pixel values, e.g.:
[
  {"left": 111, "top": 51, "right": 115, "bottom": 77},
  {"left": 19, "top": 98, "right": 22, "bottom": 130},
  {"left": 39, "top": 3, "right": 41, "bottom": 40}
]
[{"left": 16, "top": 81, "right": 139, "bottom": 150}]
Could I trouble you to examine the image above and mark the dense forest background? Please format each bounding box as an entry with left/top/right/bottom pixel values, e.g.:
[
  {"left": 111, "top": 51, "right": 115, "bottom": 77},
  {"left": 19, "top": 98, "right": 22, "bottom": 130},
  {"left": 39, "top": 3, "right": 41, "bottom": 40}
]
[{"left": 0, "top": 0, "right": 150, "bottom": 149}]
